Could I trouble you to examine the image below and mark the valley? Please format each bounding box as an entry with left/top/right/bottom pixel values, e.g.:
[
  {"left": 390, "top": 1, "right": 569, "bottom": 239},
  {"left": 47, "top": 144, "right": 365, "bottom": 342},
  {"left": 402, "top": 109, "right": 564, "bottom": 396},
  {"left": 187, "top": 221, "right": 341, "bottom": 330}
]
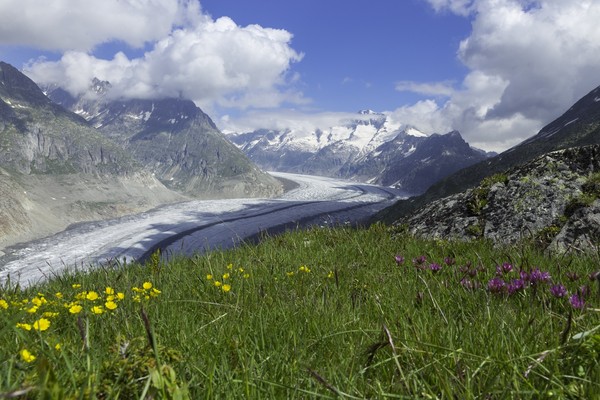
[{"left": 0, "top": 172, "right": 405, "bottom": 288}]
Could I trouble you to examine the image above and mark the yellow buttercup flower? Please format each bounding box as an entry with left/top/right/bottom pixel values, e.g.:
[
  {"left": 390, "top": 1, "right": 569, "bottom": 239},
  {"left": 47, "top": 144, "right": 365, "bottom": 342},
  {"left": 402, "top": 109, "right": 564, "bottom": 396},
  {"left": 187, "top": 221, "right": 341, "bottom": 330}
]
[
  {"left": 54, "top": 343, "right": 61, "bottom": 351},
  {"left": 69, "top": 304, "right": 83, "bottom": 314},
  {"left": 86, "top": 291, "right": 99, "bottom": 301},
  {"left": 16, "top": 323, "right": 32, "bottom": 331},
  {"left": 55, "top": 292, "right": 63, "bottom": 299},
  {"left": 117, "top": 292, "right": 125, "bottom": 300},
  {"left": 105, "top": 287, "right": 115, "bottom": 295},
  {"left": 222, "top": 273, "right": 230, "bottom": 280},
  {"left": 222, "top": 284, "right": 231, "bottom": 293},
  {"left": 227, "top": 263, "right": 233, "bottom": 270},
  {"left": 143, "top": 282, "right": 153, "bottom": 290},
  {"left": 105, "top": 301, "right": 118, "bottom": 310},
  {"left": 33, "top": 318, "right": 51, "bottom": 331},
  {"left": 206, "top": 274, "right": 213, "bottom": 280},
  {"left": 214, "top": 281, "right": 222, "bottom": 287},
  {"left": 20, "top": 349, "right": 36, "bottom": 363},
  {"left": 72, "top": 284, "right": 81, "bottom": 289},
  {"left": 26, "top": 305, "right": 38, "bottom": 313},
  {"left": 0, "top": 299, "right": 8, "bottom": 309},
  {"left": 91, "top": 306, "right": 104, "bottom": 315}
]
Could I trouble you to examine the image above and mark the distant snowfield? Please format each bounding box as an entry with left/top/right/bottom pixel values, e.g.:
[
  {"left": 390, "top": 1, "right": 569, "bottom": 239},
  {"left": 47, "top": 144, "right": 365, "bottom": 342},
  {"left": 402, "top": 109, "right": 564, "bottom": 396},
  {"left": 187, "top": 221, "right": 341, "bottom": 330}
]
[{"left": 0, "top": 172, "right": 406, "bottom": 288}]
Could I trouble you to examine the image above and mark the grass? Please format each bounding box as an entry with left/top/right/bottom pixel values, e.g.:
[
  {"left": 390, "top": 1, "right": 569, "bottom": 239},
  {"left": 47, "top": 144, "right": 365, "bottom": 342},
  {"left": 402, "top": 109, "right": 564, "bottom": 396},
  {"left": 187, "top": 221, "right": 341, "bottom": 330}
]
[{"left": 1, "top": 223, "right": 599, "bottom": 399}]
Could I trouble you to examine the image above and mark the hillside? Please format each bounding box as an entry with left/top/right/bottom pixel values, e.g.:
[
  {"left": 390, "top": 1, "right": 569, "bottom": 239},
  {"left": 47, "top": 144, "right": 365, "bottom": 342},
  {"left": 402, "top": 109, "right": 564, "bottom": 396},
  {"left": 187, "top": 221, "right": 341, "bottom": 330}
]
[
  {"left": 0, "top": 62, "right": 183, "bottom": 251},
  {"left": 397, "top": 145, "right": 600, "bottom": 253}
]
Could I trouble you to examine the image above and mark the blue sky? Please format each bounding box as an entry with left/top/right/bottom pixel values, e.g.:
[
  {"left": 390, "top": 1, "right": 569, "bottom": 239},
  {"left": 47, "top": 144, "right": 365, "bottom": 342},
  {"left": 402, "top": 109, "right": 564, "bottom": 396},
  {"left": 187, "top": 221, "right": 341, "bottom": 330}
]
[{"left": 1, "top": 0, "right": 599, "bottom": 151}]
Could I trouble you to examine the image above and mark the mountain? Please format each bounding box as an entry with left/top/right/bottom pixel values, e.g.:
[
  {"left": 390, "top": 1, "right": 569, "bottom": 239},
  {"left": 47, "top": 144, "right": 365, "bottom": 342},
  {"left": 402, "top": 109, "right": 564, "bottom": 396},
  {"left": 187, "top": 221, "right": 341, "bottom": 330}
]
[
  {"left": 0, "top": 62, "right": 182, "bottom": 250},
  {"left": 45, "top": 79, "right": 283, "bottom": 199},
  {"left": 378, "top": 83, "right": 600, "bottom": 222},
  {"left": 227, "top": 112, "right": 491, "bottom": 195}
]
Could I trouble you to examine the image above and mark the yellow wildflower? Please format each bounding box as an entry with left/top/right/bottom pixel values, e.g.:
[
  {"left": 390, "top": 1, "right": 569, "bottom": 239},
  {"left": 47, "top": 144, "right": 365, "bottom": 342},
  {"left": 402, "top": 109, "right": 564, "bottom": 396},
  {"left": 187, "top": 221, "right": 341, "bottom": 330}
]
[
  {"left": 43, "top": 312, "right": 59, "bottom": 318},
  {"left": 286, "top": 271, "right": 295, "bottom": 277},
  {"left": 214, "top": 281, "right": 222, "bottom": 287},
  {"left": 105, "top": 287, "right": 115, "bottom": 295},
  {"left": 26, "top": 305, "right": 38, "bottom": 314},
  {"left": 106, "top": 295, "right": 115, "bottom": 302},
  {"left": 16, "top": 323, "right": 32, "bottom": 331},
  {"left": 31, "top": 297, "right": 44, "bottom": 307},
  {"left": 54, "top": 343, "right": 61, "bottom": 351},
  {"left": 238, "top": 267, "right": 244, "bottom": 273},
  {"left": 206, "top": 274, "right": 213, "bottom": 280},
  {"left": 327, "top": 271, "right": 334, "bottom": 279},
  {"left": 299, "top": 265, "right": 311, "bottom": 273},
  {"left": 117, "top": 292, "right": 125, "bottom": 300},
  {"left": 86, "top": 291, "right": 99, "bottom": 301},
  {"left": 151, "top": 288, "right": 161, "bottom": 297},
  {"left": 20, "top": 349, "right": 36, "bottom": 363},
  {"left": 55, "top": 292, "right": 63, "bottom": 299},
  {"left": 91, "top": 306, "right": 104, "bottom": 315},
  {"left": 105, "top": 301, "right": 118, "bottom": 310},
  {"left": 33, "top": 318, "right": 51, "bottom": 331},
  {"left": 72, "top": 283, "right": 81, "bottom": 289},
  {"left": 0, "top": 299, "right": 8, "bottom": 309},
  {"left": 222, "top": 273, "right": 230, "bottom": 280},
  {"left": 69, "top": 304, "right": 83, "bottom": 314},
  {"left": 222, "top": 284, "right": 231, "bottom": 293},
  {"left": 227, "top": 263, "right": 233, "bottom": 270},
  {"left": 243, "top": 274, "right": 250, "bottom": 279},
  {"left": 143, "top": 282, "right": 153, "bottom": 290}
]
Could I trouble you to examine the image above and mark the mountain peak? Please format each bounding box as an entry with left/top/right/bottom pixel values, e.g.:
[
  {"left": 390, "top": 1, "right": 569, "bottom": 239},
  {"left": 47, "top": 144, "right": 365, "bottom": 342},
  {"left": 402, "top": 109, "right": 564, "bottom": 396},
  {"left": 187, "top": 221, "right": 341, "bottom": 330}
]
[{"left": 0, "top": 61, "right": 51, "bottom": 106}]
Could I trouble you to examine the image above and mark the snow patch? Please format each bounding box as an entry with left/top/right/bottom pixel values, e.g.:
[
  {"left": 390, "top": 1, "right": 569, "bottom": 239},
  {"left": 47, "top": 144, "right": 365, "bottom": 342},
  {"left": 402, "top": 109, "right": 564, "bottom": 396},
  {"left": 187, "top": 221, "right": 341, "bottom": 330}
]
[{"left": 406, "top": 127, "right": 427, "bottom": 137}]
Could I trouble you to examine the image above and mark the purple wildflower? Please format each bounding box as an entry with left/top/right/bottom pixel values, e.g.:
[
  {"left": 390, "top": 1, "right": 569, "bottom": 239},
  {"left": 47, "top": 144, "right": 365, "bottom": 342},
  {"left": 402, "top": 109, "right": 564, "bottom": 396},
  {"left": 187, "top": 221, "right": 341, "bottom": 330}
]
[
  {"left": 501, "top": 262, "right": 513, "bottom": 274},
  {"left": 429, "top": 263, "right": 442, "bottom": 273},
  {"left": 549, "top": 284, "right": 567, "bottom": 298},
  {"left": 394, "top": 255, "right": 405, "bottom": 265},
  {"left": 429, "top": 263, "right": 442, "bottom": 272},
  {"left": 569, "top": 293, "right": 586, "bottom": 310},
  {"left": 488, "top": 277, "right": 506, "bottom": 294},
  {"left": 507, "top": 279, "right": 525, "bottom": 295},
  {"left": 444, "top": 257, "right": 455, "bottom": 266},
  {"left": 413, "top": 255, "right": 427, "bottom": 266},
  {"left": 529, "top": 268, "right": 551, "bottom": 285},
  {"left": 520, "top": 270, "right": 530, "bottom": 282}
]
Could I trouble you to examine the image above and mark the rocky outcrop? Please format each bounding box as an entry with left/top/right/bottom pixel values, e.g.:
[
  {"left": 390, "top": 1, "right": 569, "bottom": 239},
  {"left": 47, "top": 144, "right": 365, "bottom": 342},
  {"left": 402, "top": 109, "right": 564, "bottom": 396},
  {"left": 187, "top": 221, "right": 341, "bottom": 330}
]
[{"left": 397, "top": 145, "right": 600, "bottom": 253}]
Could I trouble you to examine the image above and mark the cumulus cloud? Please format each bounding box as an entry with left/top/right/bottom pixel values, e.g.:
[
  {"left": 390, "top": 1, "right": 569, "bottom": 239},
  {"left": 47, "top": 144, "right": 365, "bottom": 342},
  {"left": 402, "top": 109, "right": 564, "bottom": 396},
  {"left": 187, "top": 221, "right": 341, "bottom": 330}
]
[
  {"left": 401, "top": 0, "right": 600, "bottom": 151},
  {"left": 24, "top": 13, "right": 304, "bottom": 111},
  {"left": 0, "top": 0, "right": 200, "bottom": 51}
]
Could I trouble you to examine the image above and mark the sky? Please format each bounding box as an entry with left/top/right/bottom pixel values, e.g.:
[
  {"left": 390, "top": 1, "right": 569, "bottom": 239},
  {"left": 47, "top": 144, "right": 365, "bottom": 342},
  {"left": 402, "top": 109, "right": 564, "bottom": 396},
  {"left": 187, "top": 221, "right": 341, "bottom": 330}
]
[{"left": 1, "top": 0, "right": 599, "bottom": 152}]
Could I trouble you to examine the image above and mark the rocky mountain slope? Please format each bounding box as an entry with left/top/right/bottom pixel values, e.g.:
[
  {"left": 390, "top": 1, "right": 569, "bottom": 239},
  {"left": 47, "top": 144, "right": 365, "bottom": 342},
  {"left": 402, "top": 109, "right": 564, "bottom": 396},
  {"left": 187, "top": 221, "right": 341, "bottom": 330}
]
[
  {"left": 380, "top": 84, "right": 600, "bottom": 222},
  {"left": 0, "top": 62, "right": 183, "bottom": 251},
  {"left": 396, "top": 145, "right": 600, "bottom": 253},
  {"left": 46, "top": 80, "right": 282, "bottom": 199},
  {"left": 228, "top": 111, "right": 491, "bottom": 195}
]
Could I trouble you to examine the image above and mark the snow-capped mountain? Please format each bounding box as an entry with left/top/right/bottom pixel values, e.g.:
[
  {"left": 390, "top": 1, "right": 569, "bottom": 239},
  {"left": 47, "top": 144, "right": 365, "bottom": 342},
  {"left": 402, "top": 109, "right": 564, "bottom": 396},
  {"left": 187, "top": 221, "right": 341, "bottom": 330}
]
[{"left": 227, "top": 112, "right": 491, "bottom": 195}]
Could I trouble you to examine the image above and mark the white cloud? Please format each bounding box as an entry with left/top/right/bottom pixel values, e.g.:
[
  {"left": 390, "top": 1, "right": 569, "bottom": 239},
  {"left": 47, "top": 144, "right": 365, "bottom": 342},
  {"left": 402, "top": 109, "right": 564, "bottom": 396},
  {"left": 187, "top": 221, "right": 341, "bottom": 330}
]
[
  {"left": 24, "top": 14, "right": 304, "bottom": 111},
  {"left": 395, "top": 80, "right": 456, "bottom": 97},
  {"left": 0, "top": 0, "right": 201, "bottom": 51},
  {"left": 219, "top": 110, "right": 379, "bottom": 134},
  {"left": 403, "top": 0, "right": 600, "bottom": 151}
]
